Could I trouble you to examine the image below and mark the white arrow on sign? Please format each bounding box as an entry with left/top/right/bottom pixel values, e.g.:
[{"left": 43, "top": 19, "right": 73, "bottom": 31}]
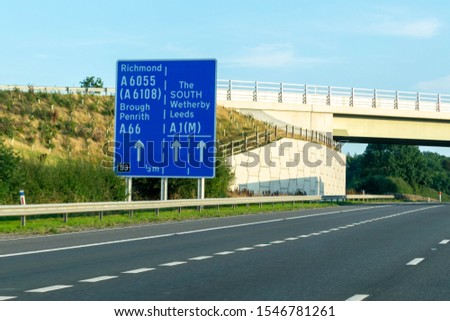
[
  {"left": 134, "top": 140, "right": 145, "bottom": 162},
  {"left": 197, "top": 140, "right": 207, "bottom": 162},
  {"left": 172, "top": 140, "right": 181, "bottom": 162}
]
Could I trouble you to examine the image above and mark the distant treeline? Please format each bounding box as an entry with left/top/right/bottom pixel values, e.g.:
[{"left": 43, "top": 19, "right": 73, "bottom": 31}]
[{"left": 347, "top": 144, "right": 450, "bottom": 200}]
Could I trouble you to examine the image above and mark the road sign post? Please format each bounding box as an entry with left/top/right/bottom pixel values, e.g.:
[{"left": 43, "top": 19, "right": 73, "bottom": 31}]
[{"left": 114, "top": 60, "right": 217, "bottom": 181}]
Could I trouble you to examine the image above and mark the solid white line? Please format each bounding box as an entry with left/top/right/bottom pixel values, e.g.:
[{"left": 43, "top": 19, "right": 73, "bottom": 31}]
[
  {"left": 79, "top": 276, "right": 118, "bottom": 283},
  {"left": 26, "top": 285, "right": 73, "bottom": 293},
  {"left": 439, "top": 239, "right": 450, "bottom": 245},
  {"left": 159, "top": 261, "right": 187, "bottom": 267},
  {"left": 122, "top": 268, "right": 156, "bottom": 274},
  {"left": 1, "top": 205, "right": 438, "bottom": 260},
  {"left": 346, "top": 294, "right": 369, "bottom": 301},
  {"left": 189, "top": 256, "right": 213, "bottom": 261},
  {"left": 0, "top": 207, "right": 380, "bottom": 259},
  {"left": 0, "top": 233, "right": 176, "bottom": 259},
  {"left": 235, "top": 247, "right": 254, "bottom": 251},
  {"left": 214, "top": 251, "right": 234, "bottom": 255},
  {"left": 406, "top": 258, "right": 425, "bottom": 266}
]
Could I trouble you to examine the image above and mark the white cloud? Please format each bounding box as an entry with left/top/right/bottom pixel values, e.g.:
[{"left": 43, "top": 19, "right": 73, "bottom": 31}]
[
  {"left": 224, "top": 44, "right": 328, "bottom": 69},
  {"left": 369, "top": 18, "right": 441, "bottom": 38},
  {"left": 414, "top": 76, "right": 450, "bottom": 93}
]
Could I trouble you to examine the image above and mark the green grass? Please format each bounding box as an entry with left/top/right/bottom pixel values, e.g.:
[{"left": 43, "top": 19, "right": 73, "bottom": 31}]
[{"left": 0, "top": 201, "right": 338, "bottom": 236}]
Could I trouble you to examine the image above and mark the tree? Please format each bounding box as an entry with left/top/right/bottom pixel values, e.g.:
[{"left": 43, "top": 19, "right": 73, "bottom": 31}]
[
  {"left": 0, "top": 141, "right": 22, "bottom": 203},
  {"left": 79, "top": 76, "right": 104, "bottom": 88}
]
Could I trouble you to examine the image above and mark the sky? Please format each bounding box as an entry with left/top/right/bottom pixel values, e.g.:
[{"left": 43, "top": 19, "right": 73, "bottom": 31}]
[{"left": 1, "top": 0, "right": 450, "bottom": 155}]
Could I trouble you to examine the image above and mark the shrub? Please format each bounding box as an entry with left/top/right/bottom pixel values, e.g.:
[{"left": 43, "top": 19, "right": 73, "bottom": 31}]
[{"left": 17, "top": 158, "right": 125, "bottom": 204}]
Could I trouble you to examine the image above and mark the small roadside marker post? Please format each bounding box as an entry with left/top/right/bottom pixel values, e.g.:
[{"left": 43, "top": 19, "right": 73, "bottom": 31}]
[{"left": 19, "top": 190, "right": 26, "bottom": 227}]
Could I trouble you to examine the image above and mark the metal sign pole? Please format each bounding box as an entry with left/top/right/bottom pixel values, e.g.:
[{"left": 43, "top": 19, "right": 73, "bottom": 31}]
[
  {"left": 161, "top": 178, "right": 168, "bottom": 201},
  {"left": 197, "top": 178, "right": 205, "bottom": 199},
  {"left": 125, "top": 177, "right": 132, "bottom": 202},
  {"left": 197, "top": 178, "right": 205, "bottom": 211}
]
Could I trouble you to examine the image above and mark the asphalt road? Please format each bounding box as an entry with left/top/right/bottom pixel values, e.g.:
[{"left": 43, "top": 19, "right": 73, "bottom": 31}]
[{"left": 1, "top": 203, "right": 449, "bottom": 301}]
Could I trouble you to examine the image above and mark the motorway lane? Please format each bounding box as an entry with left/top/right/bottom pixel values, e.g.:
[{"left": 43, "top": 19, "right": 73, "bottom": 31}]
[{"left": 1, "top": 203, "right": 449, "bottom": 300}]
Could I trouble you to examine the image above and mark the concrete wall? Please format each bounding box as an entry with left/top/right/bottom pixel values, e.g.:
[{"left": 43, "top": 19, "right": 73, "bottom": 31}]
[
  {"left": 220, "top": 100, "right": 334, "bottom": 133},
  {"left": 227, "top": 138, "right": 346, "bottom": 196}
]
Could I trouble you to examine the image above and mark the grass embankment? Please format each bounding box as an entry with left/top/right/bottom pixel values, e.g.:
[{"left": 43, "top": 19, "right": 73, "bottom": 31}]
[
  {"left": 0, "top": 88, "right": 270, "bottom": 160},
  {"left": 0, "top": 202, "right": 338, "bottom": 236}
]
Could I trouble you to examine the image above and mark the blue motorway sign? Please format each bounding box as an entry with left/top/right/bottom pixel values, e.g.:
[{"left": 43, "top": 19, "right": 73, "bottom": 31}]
[{"left": 113, "top": 59, "right": 217, "bottom": 178}]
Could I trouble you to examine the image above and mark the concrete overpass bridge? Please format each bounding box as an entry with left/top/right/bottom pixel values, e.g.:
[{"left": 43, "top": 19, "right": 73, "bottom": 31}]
[{"left": 217, "top": 80, "right": 450, "bottom": 147}]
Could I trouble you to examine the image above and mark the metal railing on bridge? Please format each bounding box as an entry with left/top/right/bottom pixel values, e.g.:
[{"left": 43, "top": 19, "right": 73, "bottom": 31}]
[
  {"left": 219, "top": 124, "right": 341, "bottom": 157},
  {"left": 217, "top": 80, "right": 450, "bottom": 112},
  {"left": 2, "top": 80, "right": 449, "bottom": 112}
]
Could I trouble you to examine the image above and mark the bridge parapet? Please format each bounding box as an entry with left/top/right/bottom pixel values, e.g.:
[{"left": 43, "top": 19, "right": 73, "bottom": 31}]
[
  {"left": 2, "top": 80, "right": 449, "bottom": 113},
  {"left": 216, "top": 80, "right": 450, "bottom": 113}
]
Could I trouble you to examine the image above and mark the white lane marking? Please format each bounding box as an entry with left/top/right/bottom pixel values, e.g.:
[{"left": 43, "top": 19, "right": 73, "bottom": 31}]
[
  {"left": 285, "top": 237, "right": 299, "bottom": 241},
  {"left": 299, "top": 235, "right": 311, "bottom": 238},
  {"left": 122, "top": 268, "right": 155, "bottom": 274},
  {"left": 1, "top": 205, "right": 439, "bottom": 260},
  {"left": 189, "top": 256, "right": 213, "bottom": 261},
  {"left": 26, "top": 285, "right": 73, "bottom": 293},
  {"left": 254, "top": 244, "right": 271, "bottom": 247},
  {"left": 270, "top": 240, "right": 285, "bottom": 244},
  {"left": 406, "top": 258, "right": 425, "bottom": 266},
  {"left": 346, "top": 294, "right": 369, "bottom": 301},
  {"left": 214, "top": 251, "right": 234, "bottom": 255},
  {"left": 79, "top": 276, "right": 118, "bottom": 283},
  {"left": 0, "top": 296, "right": 17, "bottom": 301},
  {"left": 159, "top": 261, "right": 187, "bottom": 267},
  {"left": 439, "top": 239, "right": 450, "bottom": 245},
  {"left": 0, "top": 206, "right": 381, "bottom": 259},
  {"left": 235, "top": 247, "right": 254, "bottom": 251}
]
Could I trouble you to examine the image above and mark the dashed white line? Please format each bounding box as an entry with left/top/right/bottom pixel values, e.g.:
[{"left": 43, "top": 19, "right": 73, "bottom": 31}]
[
  {"left": 406, "top": 258, "right": 425, "bottom": 266},
  {"left": 270, "top": 240, "right": 285, "bottom": 244},
  {"left": 235, "top": 247, "right": 254, "bottom": 251},
  {"left": 159, "top": 261, "right": 187, "bottom": 267},
  {"left": 26, "top": 285, "right": 73, "bottom": 293},
  {"left": 439, "top": 239, "right": 450, "bottom": 245},
  {"left": 79, "top": 276, "right": 118, "bottom": 283},
  {"left": 254, "top": 244, "right": 271, "bottom": 247},
  {"left": 346, "top": 294, "right": 369, "bottom": 301},
  {"left": 189, "top": 256, "right": 213, "bottom": 261},
  {"left": 285, "top": 237, "right": 299, "bottom": 241},
  {"left": 214, "top": 251, "right": 234, "bottom": 255},
  {"left": 122, "top": 268, "right": 156, "bottom": 274},
  {"left": 0, "top": 296, "right": 17, "bottom": 301}
]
